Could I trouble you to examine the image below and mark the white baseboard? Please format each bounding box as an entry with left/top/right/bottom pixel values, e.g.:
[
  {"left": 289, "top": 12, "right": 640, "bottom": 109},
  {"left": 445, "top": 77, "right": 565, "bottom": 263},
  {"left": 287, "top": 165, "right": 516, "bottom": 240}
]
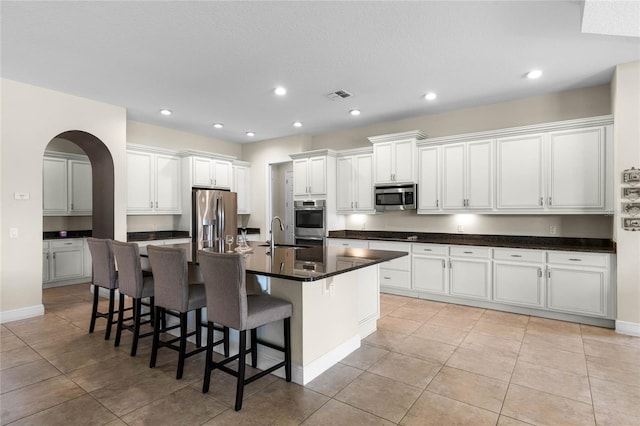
[
  {"left": 615, "top": 320, "right": 640, "bottom": 336},
  {"left": 0, "top": 304, "right": 45, "bottom": 324}
]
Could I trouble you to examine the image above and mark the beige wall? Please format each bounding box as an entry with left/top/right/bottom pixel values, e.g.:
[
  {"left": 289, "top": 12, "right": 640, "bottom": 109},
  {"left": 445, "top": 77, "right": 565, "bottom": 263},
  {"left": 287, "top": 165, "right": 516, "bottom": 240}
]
[
  {"left": 1, "top": 78, "right": 127, "bottom": 318},
  {"left": 612, "top": 61, "right": 640, "bottom": 326}
]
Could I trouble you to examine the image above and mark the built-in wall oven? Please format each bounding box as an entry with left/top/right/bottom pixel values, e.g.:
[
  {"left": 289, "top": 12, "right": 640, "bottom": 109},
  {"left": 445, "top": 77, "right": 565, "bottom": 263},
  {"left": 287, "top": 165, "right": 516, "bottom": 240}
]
[{"left": 294, "top": 200, "right": 326, "bottom": 246}]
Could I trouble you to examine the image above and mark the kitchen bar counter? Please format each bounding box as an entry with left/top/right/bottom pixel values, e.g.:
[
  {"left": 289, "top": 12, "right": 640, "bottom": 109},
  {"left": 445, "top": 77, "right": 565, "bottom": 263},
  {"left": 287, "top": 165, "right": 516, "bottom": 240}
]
[{"left": 328, "top": 230, "right": 615, "bottom": 253}]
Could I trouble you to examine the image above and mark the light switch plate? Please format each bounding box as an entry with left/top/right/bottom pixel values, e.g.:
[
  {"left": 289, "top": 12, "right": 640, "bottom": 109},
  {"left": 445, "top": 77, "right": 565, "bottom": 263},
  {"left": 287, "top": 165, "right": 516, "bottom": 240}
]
[
  {"left": 9, "top": 228, "right": 18, "bottom": 238},
  {"left": 14, "top": 192, "right": 30, "bottom": 200}
]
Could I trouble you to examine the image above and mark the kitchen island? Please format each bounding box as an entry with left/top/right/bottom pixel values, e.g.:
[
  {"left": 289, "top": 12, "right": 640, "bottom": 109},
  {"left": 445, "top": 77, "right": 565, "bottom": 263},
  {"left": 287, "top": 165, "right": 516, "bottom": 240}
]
[{"left": 201, "top": 241, "right": 407, "bottom": 385}]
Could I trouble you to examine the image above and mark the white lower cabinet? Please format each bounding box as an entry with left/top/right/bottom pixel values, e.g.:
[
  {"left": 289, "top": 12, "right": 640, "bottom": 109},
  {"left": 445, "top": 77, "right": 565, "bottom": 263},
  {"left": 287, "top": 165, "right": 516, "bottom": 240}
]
[
  {"left": 493, "top": 248, "right": 545, "bottom": 308},
  {"left": 43, "top": 239, "right": 88, "bottom": 285},
  {"left": 449, "top": 258, "right": 491, "bottom": 300},
  {"left": 369, "top": 241, "right": 411, "bottom": 290},
  {"left": 412, "top": 244, "right": 448, "bottom": 294}
]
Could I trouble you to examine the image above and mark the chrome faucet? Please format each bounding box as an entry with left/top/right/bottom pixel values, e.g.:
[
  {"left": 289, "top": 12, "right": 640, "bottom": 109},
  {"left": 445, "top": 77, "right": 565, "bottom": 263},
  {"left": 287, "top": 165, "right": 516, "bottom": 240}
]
[{"left": 267, "top": 216, "right": 284, "bottom": 255}]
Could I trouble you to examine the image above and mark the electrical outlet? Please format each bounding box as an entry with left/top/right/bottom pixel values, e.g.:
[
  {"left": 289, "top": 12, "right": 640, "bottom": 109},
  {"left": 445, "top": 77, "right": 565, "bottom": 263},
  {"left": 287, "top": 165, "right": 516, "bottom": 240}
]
[
  {"left": 549, "top": 225, "right": 557, "bottom": 235},
  {"left": 9, "top": 227, "right": 18, "bottom": 238}
]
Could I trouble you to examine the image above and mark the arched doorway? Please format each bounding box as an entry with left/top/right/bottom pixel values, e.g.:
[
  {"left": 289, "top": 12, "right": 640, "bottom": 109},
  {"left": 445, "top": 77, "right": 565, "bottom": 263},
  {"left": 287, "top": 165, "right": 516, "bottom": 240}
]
[{"left": 48, "top": 130, "right": 115, "bottom": 238}]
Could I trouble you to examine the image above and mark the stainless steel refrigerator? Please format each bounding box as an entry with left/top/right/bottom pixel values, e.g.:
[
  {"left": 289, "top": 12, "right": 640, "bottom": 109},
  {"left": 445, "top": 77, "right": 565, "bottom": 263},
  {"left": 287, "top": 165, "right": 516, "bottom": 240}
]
[{"left": 192, "top": 188, "right": 237, "bottom": 262}]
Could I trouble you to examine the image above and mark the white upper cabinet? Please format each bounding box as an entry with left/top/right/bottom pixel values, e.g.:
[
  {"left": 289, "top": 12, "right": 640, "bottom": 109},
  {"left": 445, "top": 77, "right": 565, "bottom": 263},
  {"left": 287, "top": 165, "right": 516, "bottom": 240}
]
[
  {"left": 43, "top": 153, "right": 92, "bottom": 216},
  {"left": 442, "top": 140, "right": 493, "bottom": 210},
  {"left": 232, "top": 161, "right": 251, "bottom": 214},
  {"left": 127, "top": 147, "right": 181, "bottom": 214},
  {"left": 191, "top": 155, "right": 232, "bottom": 189},
  {"left": 548, "top": 127, "right": 606, "bottom": 210},
  {"left": 417, "top": 146, "right": 440, "bottom": 211},
  {"left": 336, "top": 149, "right": 374, "bottom": 213},
  {"left": 369, "top": 131, "right": 425, "bottom": 184},
  {"left": 290, "top": 150, "right": 336, "bottom": 199},
  {"left": 496, "top": 134, "right": 545, "bottom": 210}
]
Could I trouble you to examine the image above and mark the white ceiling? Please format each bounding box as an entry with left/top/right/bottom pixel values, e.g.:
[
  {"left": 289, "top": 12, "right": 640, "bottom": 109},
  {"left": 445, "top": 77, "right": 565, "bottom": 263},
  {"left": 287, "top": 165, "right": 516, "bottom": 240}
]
[{"left": 1, "top": 1, "right": 638, "bottom": 144}]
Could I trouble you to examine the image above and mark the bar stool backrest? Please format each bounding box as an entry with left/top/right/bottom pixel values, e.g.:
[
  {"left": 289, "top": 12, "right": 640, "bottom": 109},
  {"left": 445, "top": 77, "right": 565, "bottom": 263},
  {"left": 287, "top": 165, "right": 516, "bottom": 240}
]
[
  {"left": 147, "top": 245, "right": 189, "bottom": 312},
  {"left": 86, "top": 238, "right": 118, "bottom": 289},
  {"left": 198, "top": 251, "right": 247, "bottom": 331},
  {"left": 112, "top": 241, "right": 144, "bottom": 298}
]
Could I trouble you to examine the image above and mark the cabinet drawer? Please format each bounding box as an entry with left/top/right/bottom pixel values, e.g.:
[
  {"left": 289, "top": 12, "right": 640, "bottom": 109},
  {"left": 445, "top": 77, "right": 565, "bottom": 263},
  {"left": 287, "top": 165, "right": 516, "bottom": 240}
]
[
  {"left": 547, "top": 251, "right": 609, "bottom": 268},
  {"left": 369, "top": 241, "right": 411, "bottom": 270},
  {"left": 379, "top": 268, "right": 411, "bottom": 289},
  {"left": 51, "top": 239, "right": 83, "bottom": 249},
  {"left": 493, "top": 248, "right": 545, "bottom": 263},
  {"left": 412, "top": 243, "right": 448, "bottom": 256},
  {"left": 450, "top": 245, "right": 491, "bottom": 258},
  {"left": 328, "top": 238, "right": 369, "bottom": 249}
]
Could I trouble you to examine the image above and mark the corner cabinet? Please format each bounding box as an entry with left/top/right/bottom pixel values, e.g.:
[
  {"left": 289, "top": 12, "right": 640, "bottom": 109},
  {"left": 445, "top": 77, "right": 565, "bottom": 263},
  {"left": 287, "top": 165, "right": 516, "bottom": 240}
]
[
  {"left": 232, "top": 160, "right": 251, "bottom": 214},
  {"left": 336, "top": 148, "right": 374, "bottom": 214},
  {"left": 43, "top": 152, "right": 92, "bottom": 216},
  {"left": 126, "top": 146, "right": 181, "bottom": 214},
  {"left": 369, "top": 130, "right": 425, "bottom": 184},
  {"left": 43, "top": 238, "right": 92, "bottom": 287},
  {"left": 290, "top": 150, "right": 337, "bottom": 199}
]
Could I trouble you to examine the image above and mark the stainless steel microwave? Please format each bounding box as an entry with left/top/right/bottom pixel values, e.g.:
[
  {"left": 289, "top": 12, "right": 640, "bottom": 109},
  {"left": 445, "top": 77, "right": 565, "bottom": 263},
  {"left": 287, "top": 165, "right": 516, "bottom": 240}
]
[{"left": 374, "top": 183, "right": 417, "bottom": 212}]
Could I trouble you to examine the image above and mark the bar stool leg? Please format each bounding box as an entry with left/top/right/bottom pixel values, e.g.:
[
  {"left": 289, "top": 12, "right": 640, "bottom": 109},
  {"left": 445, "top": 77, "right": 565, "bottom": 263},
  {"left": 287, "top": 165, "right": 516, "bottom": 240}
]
[
  {"left": 250, "top": 328, "right": 258, "bottom": 368},
  {"left": 177, "top": 312, "right": 188, "bottom": 379},
  {"left": 131, "top": 298, "right": 142, "bottom": 357},
  {"left": 284, "top": 317, "right": 291, "bottom": 382},
  {"left": 105, "top": 288, "right": 116, "bottom": 340},
  {"left": 89, "top": 285, "right": 99, "bottom": 333},
  {"left": 150, "top": 306, "right": 161, "bottom": 368},
  {"left": 202, "top": 321, "right": 214, "bottom": 393},
  {"left": 114, "top": 293, "right": 125, "bottom": 347},
  {"left": 195, "top": 308, "right": 202, "bottom": 348},
  {"left": 235, "top": 330, "right": 247, "bottom": 411},
  {"left": 224, "top": 327, "right": 230, "bottom": 357}
]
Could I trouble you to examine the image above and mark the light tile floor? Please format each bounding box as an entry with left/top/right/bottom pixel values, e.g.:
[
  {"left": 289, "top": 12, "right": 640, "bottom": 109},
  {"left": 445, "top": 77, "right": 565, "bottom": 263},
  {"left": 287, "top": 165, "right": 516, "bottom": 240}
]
[{"left": 1, "top": 284, "right": 639, "bottom": 425}]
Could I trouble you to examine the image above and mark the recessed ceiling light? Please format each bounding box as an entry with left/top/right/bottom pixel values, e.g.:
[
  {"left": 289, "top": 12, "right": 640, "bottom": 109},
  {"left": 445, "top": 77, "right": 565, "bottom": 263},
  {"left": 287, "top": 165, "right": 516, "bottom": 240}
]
[
  {"left": 526, "top": 69, "right": 543, "bottom": 79},
  {"left": 159, "top": 109, "right": 172, "bottom": 116},
  {"left": 274, "top": 87, "right": 287, "bottom": 96},
  {"left": 246, "top": 131, "right": 255, "bottom": 137},
  {"left": 349, "top": 109, "right": 361, "bottom": 116},
  {"left": 213, "top": 123, "right": 223, "bottom": 128},
  {"left": 293, "top": 121, "right": 303, "bottom": 128},
  {"left": 424, "top": 92, "right": 437, "bottom": 101}
]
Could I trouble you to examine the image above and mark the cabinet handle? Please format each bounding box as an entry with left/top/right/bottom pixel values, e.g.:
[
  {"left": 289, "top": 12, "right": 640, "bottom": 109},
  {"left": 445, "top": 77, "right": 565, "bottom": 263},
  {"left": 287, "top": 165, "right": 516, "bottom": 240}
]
[
  {"left": 448, "top": 260, "right": 452, "bottom": 269},
  {"left": 547, "top": 270, "right": 551, "bottom": 278},
  {"left": 383, "top": 276, "right": 391, "bottom": 280},
  {"left": 64, "top": 242, "right": 72, "bottom": 245},
  {"left": 210, "top": 178, "right": 213, "bottom": 185},
  {"left": 355, "top": 201, "right": 358, "bottom": 208},
  {"left": 71, "top": 203, "right": 74, "bottom": 210},
  {"left": 423, "top": 248, "right": 432, "bottom": 251},
  {"left": 538, "top": 268, "right": 542, "bottom": 277},
  {"left": 568, "top": 258, "right": 582, "bottom": 262},
  {"left": 463, "top": 251, "right": 473, "bottom": 254},
  {"left": 539, "top": 197, "right": 543, "bottom": 206},
  {"left": 351, "top": 201, "right": 354, "bottom": 208},
  {"left": 548, "top": 197, "right": 552, "bottom": 206},
  {"left": 442, "top": 259, "right": 446, "bottom": 268},
  {"left": 150, "top": 201, "right": 153, "bottom": 208},
  {"left": 436, "top": 199, "right": 439, "bottom": 208},
  {"left": 510, "top": 254, "right": 523, "bottom": 258},
  {"left": 53, "top": 253, "right": 56, "bottom": 259},
  {"left": 342, "top": 243, "right": 349, "bottom": 246},
  {"left": 155, "top": 201, "right": 158, "bottom": 208}
]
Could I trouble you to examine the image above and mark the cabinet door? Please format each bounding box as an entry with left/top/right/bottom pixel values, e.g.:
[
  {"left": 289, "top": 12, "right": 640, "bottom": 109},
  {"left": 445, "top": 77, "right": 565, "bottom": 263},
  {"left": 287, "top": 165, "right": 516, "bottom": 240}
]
[
  {"left": 126, "top": 151, "right": 154, "bottom": 212},
  {"left": 355, "top": 154, "right": 373, "bottom": 211},
  {"left": 68, "top": 160, "right": 92, "bottom": 213},
  {"left": 493, "top": 262, "right": 544, "bottom": 308},
  {"left": 442, "top": 143, "right": 465, "bottom": 209},
  {"left": 548, "top": 127, "right": 605, "bottom": 209},
  {"left": 412, "top": 256, "right": 448, "bottom": 294},
  {"left": 418, "top": 146, "right": 440, "bottom": 210},
  {"left": 466, "top": 140, "right": 493, "bottom": 209},
  {"left": 547, "top": 267, "right": 607, "bottom": 316},
  {"left": 336, "top": 157, "right": 354, "bottom": 211},
  {"left": 213, "top": 160, "right": 232, "bottom": 188},
  {"left": 193, "top": 157, "right": 213, "bottom": 187},
  {"left": 308, "top": 156, "right": 326, "bottom": 195},
  {"left": 51, "top": 248, "right": 84, "bottom": 280},
  {"left": 393, "top": 139, "right": 415, "bottom": 183},
  {"left": 449, "top": 259, "right": 491, "bottom": 300},
  {"left": 155, "top": 154, "right": 181, "bottom": 212},
  {"left": 496, "top": 134, "right": 544, "bottom": 209},
  {"left": 293, "top": 159, "right": 309, "bottom": 195},
  {"left": 43, "top": 157, "right": 68, "bottom": 213},
  {"left": 373, "top": 142, "right": 393, "bottom": 184},
  {"left": 234, "top": 166, "right": 250, "bottom": 214}
]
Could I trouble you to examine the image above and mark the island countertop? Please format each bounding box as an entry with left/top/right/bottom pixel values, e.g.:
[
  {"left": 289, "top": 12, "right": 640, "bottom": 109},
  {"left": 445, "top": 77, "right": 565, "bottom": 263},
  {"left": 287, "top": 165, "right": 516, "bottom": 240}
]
[{"left": 200, "top": 241, "right": 407, "bottom": 282}]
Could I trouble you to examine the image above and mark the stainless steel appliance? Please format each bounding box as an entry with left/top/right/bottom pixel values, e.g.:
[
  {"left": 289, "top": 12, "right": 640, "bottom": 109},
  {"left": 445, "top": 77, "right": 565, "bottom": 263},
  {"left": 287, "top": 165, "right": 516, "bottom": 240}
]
[
  {"left": 374, "top": 183, "right": 417, "bottom": 212},
  {"left": 294, "top": 200, "right": 326, "bottom": 245},
  {"left": 192, "top": 188, "right": 237, "bottom": 262}
]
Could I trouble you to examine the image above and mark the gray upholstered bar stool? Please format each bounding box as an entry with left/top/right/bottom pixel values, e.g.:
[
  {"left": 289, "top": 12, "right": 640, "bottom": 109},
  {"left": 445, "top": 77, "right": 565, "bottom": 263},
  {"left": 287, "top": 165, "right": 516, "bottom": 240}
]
[
  {"left": 198, "top": 251, "right": 292, "bottom": 411},
  {"left": 147, "top": 245, "right": 227, "bottom": 379},
  {"left": 112, "top": 240, "right": 155, "bottom": 356},
  {"left": 86, "top": 237, "right": 124, "bottom": 340}
]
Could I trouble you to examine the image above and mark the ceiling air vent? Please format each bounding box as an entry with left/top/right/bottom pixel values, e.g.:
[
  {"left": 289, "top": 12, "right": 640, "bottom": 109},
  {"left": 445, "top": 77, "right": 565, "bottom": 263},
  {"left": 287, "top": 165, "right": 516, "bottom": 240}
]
[{"left": 326, "top": 90, "right": 353, "bottom": 101}]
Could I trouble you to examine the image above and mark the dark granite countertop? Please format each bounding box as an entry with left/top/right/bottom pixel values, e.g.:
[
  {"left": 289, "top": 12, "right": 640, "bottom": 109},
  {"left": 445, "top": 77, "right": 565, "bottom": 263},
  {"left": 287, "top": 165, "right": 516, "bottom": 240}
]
[
  {"left": 155, "top": 241, "right": 407, "bottom": 282},
  {"left": 328, "top": 230, "right": 616, "bottom": 254},
  {"left": 43, "top": 230, "right": 92, "bottom": 239},
  {"left": 128, "top": 228, "right": 259, "bottom": 242}
]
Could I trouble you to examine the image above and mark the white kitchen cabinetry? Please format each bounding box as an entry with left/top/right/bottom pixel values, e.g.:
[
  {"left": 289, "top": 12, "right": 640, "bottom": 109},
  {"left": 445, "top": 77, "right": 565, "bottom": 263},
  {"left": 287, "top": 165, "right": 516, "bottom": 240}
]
[
  {"left": 43, "top": 153, "right": 92, "bottom": 216},
  {"left": 127, "top": 148, "right": 181, "bottom": 214},
  {"left": 192, "top": 156, "right": 232, "bottom": 189},
  {"left": 548, "top": 127, "right": 606, "bottom": 210},
  {"left": 546, "top": 251, "right": 611, "bottom": 317},
  {"left": 417, "top": 146, "right": 441, "bottom": 211},
  {"left": 369, "top": 130, "right": 425, "bottom": 184},
  {"left": 496, "top": 134, "right": 545, "bottom": 210},
  {"left": 493, "top": 248, "right": 545, "bottom": 308},
  {"left": 412, "top": 243, "right": 448, "bottom": 294},
  {"left": 233, "top": 161, "right": 251, "bottom": 214},
  {"left": 327, "top": 238, "right": 369, "bottom": 249},
  {"left": 370, "top": 241, "right": 412, "bottom": 290},
  {"left": 290, "top": 150, "right": 336, "bottom": 199},
  {"left": 442, "top": 140, "right": 493, "bottom": 210},
  {"left": 43, "top": 239, "right": 88, "bottom": 286},
  {"left": 336, "top": 149, "right": 374, "bottom": 213},
  {"left": 448, "top": 246, "right": 492, "bottom": 301}
]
